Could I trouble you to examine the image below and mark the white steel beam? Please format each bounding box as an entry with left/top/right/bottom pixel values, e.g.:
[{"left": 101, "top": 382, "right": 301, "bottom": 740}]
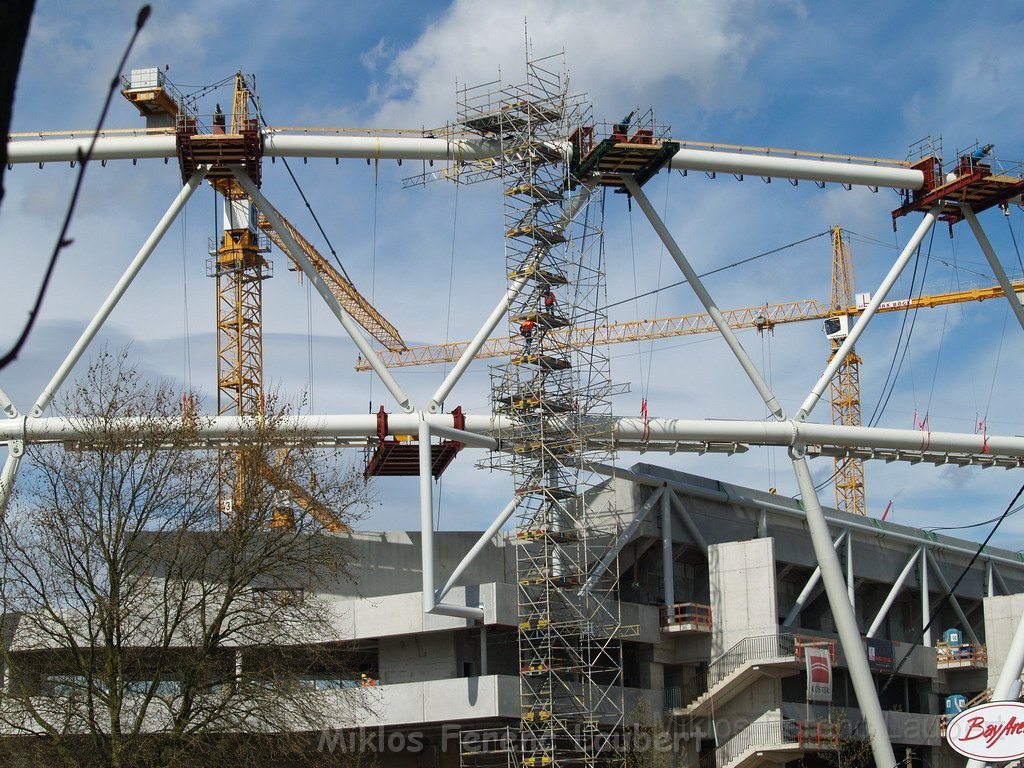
[
  {"left": 781, "top": 530, "right": 847, "bottom": 627},
  {"left": 792, "top": 451, "right": 897, "bottom": 768},
  {"left": 797, "top": 205, "right": 940, "bottom": 421},
  {"left": 31, "top": 167, "right": 210, "bottom": 417},
  {"left": 5, "top": 413, "right": 1024, "bottom": 463},
  {"left": 436, "top": 495, "right": 520, "bottom": 602},
  {"left": 926, "top": 555, "right": 980, "bottom": 646},
  {"left": 233, "top": 169, "right": 415, "bottom": 413},
  {"left": 622, "top": 174, "right": 784, "bottom": 419},
  {"left": 0, "top": 388, "right": 18, "bottom": 419},
  {"left": 661, "top": 489, "right": 675, "bottom": 612},
  {"left": 427, "top": 179, "right": 599, "bottom": 413},
  {"left": 6, "top": 134, "right": 927, "bottom": 190},
  {"left": 921, "top": 547, "right": 931, "bottom": 647},
  {"left": 417, "top": 419, "right": 484, "bottom": 621},
  {"left": 580, "top": 487, "right": 664, "bottom": 594},
  {"left": 961, "top": 206, "right": 1024, "bottom": 332},
  {"left": 866, "top": 548, "right": 921, "bottom": 638},
  {"left": 668, "top": 491, "right": 709, "bottom": 556}
]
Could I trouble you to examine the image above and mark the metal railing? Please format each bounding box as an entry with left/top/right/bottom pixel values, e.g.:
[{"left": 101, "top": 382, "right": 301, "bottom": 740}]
[
  {"left": 936, "top": 641, "right": 987, "bottom": 666},
  {"left": 660, "top": 602, "right": 712, "bottom": 628},
  {"left": 697, "top": 719, "right": 838, "bottom": 768},
  {"left": 670, "top": 634, "right": 797, "bottom": 709}
]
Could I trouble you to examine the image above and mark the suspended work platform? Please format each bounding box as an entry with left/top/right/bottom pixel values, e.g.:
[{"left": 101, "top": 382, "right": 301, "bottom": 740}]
[
  {"left": 892, "top": 154, "right": 1024, "bottom": 224},
  {"left": 571, "top": 119, "right": 680, "bottom": 192},
  {"left": 363, "top": 407, "right": 464, "bottom": 479}
]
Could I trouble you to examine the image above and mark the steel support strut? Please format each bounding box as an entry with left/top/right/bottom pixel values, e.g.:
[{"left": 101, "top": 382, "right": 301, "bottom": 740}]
[
  {"left": 961, "top": 206, "right": 1024, "bottom": 332},
  {"left": 427, "top": 180, "right": 598, "bottom": 413},
  {"left": 231, "top": 169, "right": 415, "bottom": 413},
  {"left": 792, "top": 451, "right": 897, "bottom": 768},
  {"left": 32, "top": 167, "right": 211, "bottom": 418},
  {"left": 621, "top": 174, "right": 785, "bottom": 419},
  {"left": 798, "top": 206, "right": 940, "bottom": 421}
]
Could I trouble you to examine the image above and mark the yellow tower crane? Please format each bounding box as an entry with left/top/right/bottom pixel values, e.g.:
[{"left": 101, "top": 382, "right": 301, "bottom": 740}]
[
  {"left": 125, "top": 71, "right": 404, "bottom": 531},
  {"left": 366, "top": 230, "right": 1024, "bottom": 515}
]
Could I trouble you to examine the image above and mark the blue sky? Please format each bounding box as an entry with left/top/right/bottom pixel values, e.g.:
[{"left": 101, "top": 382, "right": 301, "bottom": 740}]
[{"left": 3, "top": 1, "right": 1024, "bottom": 546}]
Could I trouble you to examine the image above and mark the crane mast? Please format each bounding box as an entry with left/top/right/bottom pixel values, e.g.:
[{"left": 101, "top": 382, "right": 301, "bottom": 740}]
[{"left": 826, "top": 226, "right": 866, "bottom": 515}]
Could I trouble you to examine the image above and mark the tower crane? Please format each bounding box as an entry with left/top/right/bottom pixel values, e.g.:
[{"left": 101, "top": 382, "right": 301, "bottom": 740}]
[
  {"left": 121, "top": 70, "right": 405, "bottom": 530},
  {"left": 364, "top": 227, "right": 1024, "bottom": 515}
]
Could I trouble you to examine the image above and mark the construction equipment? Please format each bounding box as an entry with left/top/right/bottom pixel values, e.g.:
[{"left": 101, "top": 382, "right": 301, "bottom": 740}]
[
  {"left": 365, "top": 229, "right": 1024, "bottom": 515},
  {"left": 123, "top": 70, "right": 406, "bottom": 531}
]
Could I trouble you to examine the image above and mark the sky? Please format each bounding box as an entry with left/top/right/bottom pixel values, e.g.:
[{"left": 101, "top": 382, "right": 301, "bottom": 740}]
[{"left": 2, "top": 1, "right": 1024, "bottom": 547}]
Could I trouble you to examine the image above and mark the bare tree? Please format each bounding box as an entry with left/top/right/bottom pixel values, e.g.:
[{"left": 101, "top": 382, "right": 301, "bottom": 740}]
[{"left": 0, "top": 351, "right": 376, "bottom": 768}]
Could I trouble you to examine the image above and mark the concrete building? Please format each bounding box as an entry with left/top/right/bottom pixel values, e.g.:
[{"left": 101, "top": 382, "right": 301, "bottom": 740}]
[{"left": 3, "top": 463, "right": 1023, "bottom": 768}]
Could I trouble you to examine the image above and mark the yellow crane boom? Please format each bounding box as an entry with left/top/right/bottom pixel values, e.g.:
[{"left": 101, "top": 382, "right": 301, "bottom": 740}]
[
  {"left": 256, "top": 208, "right": 406, "bottom": 352},
  {"left": 358, "top": 279, "right": 1023, "bottom": 370}
]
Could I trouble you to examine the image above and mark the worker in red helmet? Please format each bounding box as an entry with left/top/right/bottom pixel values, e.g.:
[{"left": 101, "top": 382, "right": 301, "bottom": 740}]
[{"left": 520, "top": 318, "right": 536, "bottom": 355}]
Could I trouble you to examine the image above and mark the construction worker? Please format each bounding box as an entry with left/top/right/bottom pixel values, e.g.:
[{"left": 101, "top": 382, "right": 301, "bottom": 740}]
[
  {"left": 213, "top": 103, "right": 226, "bottom": 134},
  {"left": 541, "top": 288, "right": 556, "bottom": 312},
  {"left": 520, "top": 318, "right": 536, "bottom": 355}
]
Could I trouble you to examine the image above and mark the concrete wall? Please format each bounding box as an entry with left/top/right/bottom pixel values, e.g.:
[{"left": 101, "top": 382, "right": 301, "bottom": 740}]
[
  {"left": 709, "top": 538, "right": 778, "bottom": 655},
  {"left": 984, "top": 593, "right": 1024, "bottom": 690}
]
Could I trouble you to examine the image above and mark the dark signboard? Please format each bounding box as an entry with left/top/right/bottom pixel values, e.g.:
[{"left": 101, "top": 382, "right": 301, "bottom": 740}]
[{"left": 866, "top": 637, "right": 894, "bottom": 671}]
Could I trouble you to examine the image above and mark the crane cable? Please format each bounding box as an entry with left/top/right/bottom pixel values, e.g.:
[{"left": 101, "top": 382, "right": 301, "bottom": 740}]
[
  {"left": 865, "top": 226, "right": 935, "bottom": 427},
  {"left": 254, "top": 110, "right": 354, "bottom": 284},
  {"left": 599, "top": 230, "right": 831, "bottom": 314}
]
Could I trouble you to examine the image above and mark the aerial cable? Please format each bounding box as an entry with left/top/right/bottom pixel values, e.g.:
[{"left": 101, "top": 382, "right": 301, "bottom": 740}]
[
  {"left": 865, "top": 226, "right": 936, "bottom": 427},
  {"left": 881, "top": 480, "right": 1024, "bottom": 695},
  {"left": 1005, "top": 209, "right": 1024, "bottom": 274},
  {"left": 306, "top": 279, "right": 315, "bottom": 414},
  {"left": 254, "top": 111, "right": 353, "bottom": 283},
  {"left": 599, "top": 230, "right": 831, "bottom": 314},
  {"left": 0, "top": 6, "right": 151, "bottom": 372},
  {"left": 643, "top": 172, "right": 672, "bottom": 399}
]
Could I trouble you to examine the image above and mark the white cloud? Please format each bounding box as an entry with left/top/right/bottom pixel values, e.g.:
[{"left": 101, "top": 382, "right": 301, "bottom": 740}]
[{"left": 367, "top": 0, "right": 803, "bottom": 127}]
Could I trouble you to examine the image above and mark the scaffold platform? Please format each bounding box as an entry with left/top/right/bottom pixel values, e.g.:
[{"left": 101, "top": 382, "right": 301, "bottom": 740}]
[
  {"left": 573, "top": 136, "right": 680, "bottom": 192},
  {"left": 892, "top": 155, "right": 1024, "bottom": 224}
]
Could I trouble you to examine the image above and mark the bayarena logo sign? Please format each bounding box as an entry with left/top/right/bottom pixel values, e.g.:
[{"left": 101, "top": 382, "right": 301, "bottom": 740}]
[{"left": 946, "top": 702, "right": 1024, "bottom": 761}]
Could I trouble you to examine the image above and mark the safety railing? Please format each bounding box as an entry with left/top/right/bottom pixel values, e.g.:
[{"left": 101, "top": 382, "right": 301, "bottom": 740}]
[
  {"left": 697, "top": 719, "right": 838, "bottom": 768},
  {"left": 936, "top": 641, "right": 987, "bottom": 666},
  {"left": 670, "top": 634, "right": 797, "bottom": 709},
  {"left": 660, "top": 602, "right": 713, "bottom": 629}
]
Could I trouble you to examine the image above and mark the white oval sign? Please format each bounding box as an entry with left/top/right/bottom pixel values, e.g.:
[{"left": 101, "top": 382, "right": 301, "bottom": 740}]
[{"left": 946, "top": 701, "right": 1024, "bottom": 761}]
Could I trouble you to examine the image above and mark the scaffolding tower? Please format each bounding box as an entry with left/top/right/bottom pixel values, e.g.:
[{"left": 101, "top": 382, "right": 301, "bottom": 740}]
[{"left": 454, "top": 54, "right": 627, "bottom": 768}]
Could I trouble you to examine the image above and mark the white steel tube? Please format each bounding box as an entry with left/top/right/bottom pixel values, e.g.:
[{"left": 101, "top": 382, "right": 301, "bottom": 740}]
[
  {"left": 782, "top": 530, "right": 847, "bottom": 628},
  {"left": 926, "top": 556, "right": 980, "bottom": 646},
  {"left": 966, "top": 608, "right": 1024, "bottom": 768},
  {"left": 428, "top": 274, "right": 531, "bottom": 413},
  {"left": 6, "top": 414, "right": 1024, "bottom": 463},
  {"left": 31, "top": 167, "right": 210, "bottom": 417},
  {"left": 962, "top": 206, "right": 1024, "bottom": 332},
  {"left": 792, "top": 452, "right": 897, "bottom": 768},
  {"left": 797, "top": 206, "right": 940, "bottom": 421},
  {"left": 428, "top": 424, "right": 497, "bottom": 450},
  {"left": 234, "top": 170, "right": 414, "bottom": 413},
  {"left": 661, "top": 489, "right": 675, "bottom": 614},
  {"left": 419, "top": 420, "right": 435, "bottom": 614},
  {"left": 867, "top": 549, "right": 921, "bottom": 638},
  {"left": 436, "top": 495, "right": 521, "bottom": 602},
  {"left": 921, "top": 547, "right": 931, "bottom": 647},
  {"left": 7, "top": 134, "right": 926, "bottom": 190},
  {"left": 427, "top": 180, "right": 598, "bottom": 413},
  {"left": 0, "top": 388, "right": 18, "bottom": 419},
  {"left": 622, "top": 174, "right": 784, "bottom": 419},
  {"left": 0, "top": 451, "right": 22, "bottom": 517},
  {"left": 668, "top": 148, "right": 923, "bottom": 190},
  {"left": 6, "top": 135, "right": 178, "bottom": 164},
  {"left": 582, "top": 487, "right": 664, "bottom": 594},
  {"left": 669, "top": 492, "right": 709, "bottom": 554},
  {"left": 847, "top": 530, "right": 855, "bottom": 610}
]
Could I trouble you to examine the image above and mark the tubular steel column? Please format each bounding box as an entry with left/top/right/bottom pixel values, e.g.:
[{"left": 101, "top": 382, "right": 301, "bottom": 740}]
[
  {"left": 792, "top": 451, "right": 897, "bottom": 768},
  {"left": 961, "top": 206, "right": 1024, "bottom": 332}
]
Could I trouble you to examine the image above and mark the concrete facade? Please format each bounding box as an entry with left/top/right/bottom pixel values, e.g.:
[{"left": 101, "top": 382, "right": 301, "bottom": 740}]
[{"left": 3, "top": 463, "right": 1023, "bottom": 768}]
